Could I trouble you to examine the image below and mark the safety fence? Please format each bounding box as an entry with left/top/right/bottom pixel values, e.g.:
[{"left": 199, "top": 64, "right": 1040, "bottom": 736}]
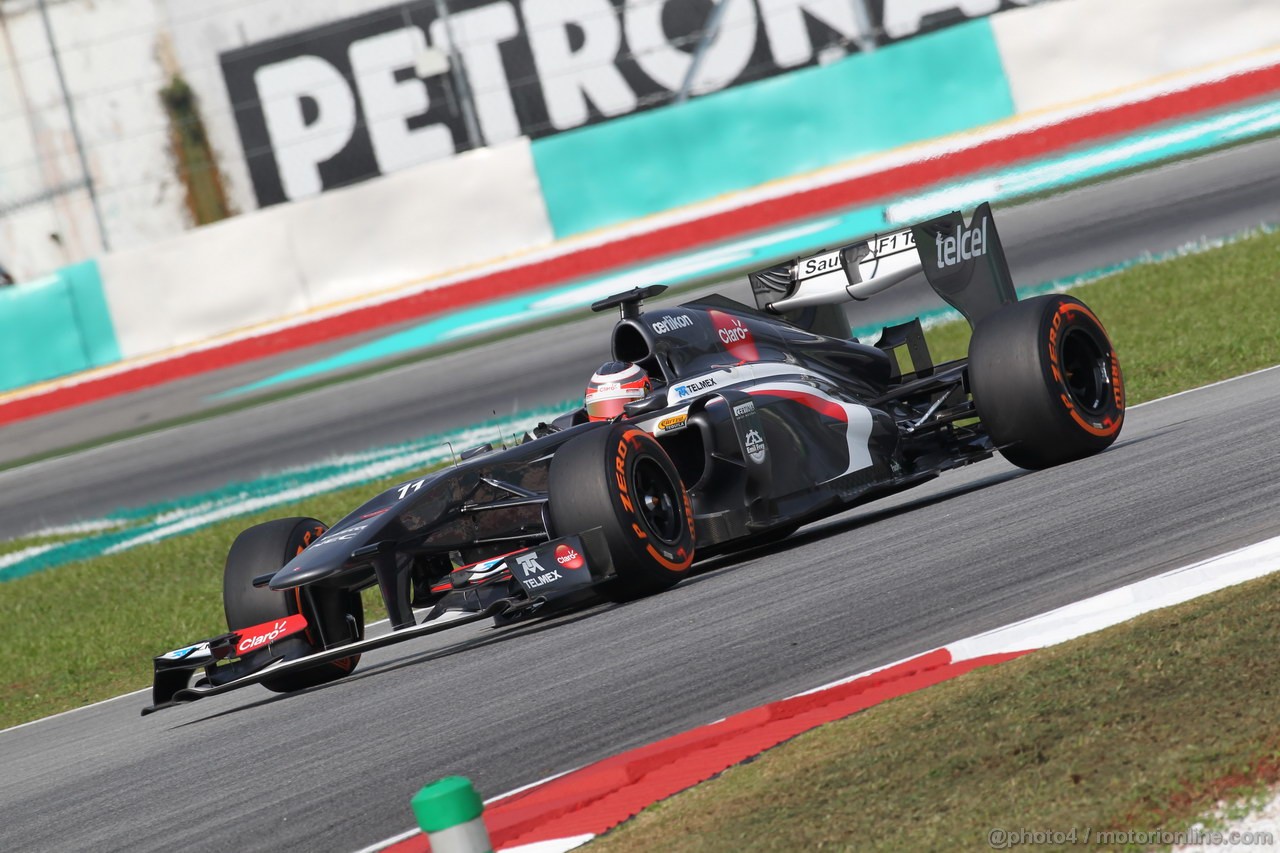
[
  {"left": 0, "top": 0, "right": 1277, "bottom": 396},
  {"left": 0, "top": 0, "right": 1043, "bottom": 275}
]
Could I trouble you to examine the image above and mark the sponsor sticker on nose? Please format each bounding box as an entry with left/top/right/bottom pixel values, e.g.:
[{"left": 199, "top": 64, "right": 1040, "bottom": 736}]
[
  {"left": 234, "top": 613, "right": 308, "bottom": 656},
  {"left": 555, "top": 543, "right": 585, "bottom": 570}
]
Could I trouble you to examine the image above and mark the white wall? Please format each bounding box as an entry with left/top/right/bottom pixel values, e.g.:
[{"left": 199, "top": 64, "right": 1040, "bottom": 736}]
[
  {"left": 98, "top": 138, "right": 552, "bottom": 359},
  {"left": 0, "top": 0, "right": 403, "bottom": 278},
  {"left": 160, "top": 0, "right": 406, "bottom": 232},
  {"left": 0, "top": 0, "right": 164, "bottom": 277},
  {"left": 993, "top": 0, "right": 1280, "bottom": 112},
  {"left": 0, "top": 0, "right": 1031, "bottom": 279},
  {"left": 287, "top": 140, "right": 552, "bottom": 308},
  {"left": 98, "top": 202, "right": 304, "bottom": 359},
  {"left": 7, "top": 0, "right": 1280, "bottom": 367}
]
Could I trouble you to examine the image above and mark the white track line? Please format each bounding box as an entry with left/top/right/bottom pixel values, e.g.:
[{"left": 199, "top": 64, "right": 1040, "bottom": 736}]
[
  {"left": 360, "top": 533, "right": 1280, "bottom": 853},
  {"left": 4, "top": 367, "right": 1277, "bottom": 739},
  {"left": 0, "top": 687, "right": 149, "bottom": 735}
]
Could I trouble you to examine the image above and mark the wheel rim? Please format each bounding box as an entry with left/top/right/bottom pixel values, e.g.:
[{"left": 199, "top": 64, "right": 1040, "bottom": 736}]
[
  {"left": 1059, "top": 327, "right": 1111, "bottom": 414},
  {"left": 632, "top": 457, "right": 684, "bottom": 545}
]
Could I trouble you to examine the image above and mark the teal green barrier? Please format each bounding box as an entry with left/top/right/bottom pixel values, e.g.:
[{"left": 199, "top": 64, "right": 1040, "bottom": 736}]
[
  {"left": 0, "top": 260, "right": 120, "bottom": 392},
  {"left": 532, "top": 19, "right": 1014, "bottom": 239}
]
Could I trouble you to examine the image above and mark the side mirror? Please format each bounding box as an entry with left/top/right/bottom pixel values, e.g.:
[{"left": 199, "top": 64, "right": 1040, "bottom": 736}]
[{"left": 624, "top": 394, "right": 668, "bottom": 417}]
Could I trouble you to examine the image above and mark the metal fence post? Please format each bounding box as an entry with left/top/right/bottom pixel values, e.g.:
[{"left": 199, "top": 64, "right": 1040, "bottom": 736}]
[
  {"left": 35, "top": 0, "right": 110, "bottom": 251},
  {"left": 676, "top": 0, "right": 880, "bottom": 106},
  {"left": 675, "top": 0, "right": 733, "bottom": 104},
  {"left": 431, "top": 0, "right": 485, "bottom": 150},
  {"left": 848, "top": 0, "right": 878, "bottom": 54}
]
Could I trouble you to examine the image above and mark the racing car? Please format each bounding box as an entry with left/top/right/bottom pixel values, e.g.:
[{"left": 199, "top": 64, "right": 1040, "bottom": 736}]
[{"left": 143, "top": 203, "right": 1124, "bottom": 714}]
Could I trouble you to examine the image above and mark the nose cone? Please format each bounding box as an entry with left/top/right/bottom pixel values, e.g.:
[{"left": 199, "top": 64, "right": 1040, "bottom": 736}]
[
  {"left": 269, "top": 550, "right": 348, "bottom": 589},
  {"left": 268, "top": 514, "right": 388, "bottom": 590}
]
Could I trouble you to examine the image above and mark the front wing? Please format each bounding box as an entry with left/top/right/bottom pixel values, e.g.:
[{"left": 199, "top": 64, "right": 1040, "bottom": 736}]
[{"left": 142, "top": 531, "right": 614, "bottom": 715}]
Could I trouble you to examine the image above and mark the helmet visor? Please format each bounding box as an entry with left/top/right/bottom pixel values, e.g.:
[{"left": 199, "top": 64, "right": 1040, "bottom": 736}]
[{"left": 585, "top": 391, "right": 641, "bottom": 421}]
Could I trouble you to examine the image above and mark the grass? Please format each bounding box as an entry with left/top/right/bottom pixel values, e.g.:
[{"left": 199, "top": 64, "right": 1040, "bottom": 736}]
[
  {"left": 0, "top": 472, "right": 409, "bottom": 726},
  {"left": 0, "top": 530, "right": 101, "bottom": 559},
  {"left": 1, "top": 226, "right": 1278, "bottom": 740},
  {"left": 923, "top": 228, "right": 1280, "bottom": 401},
  {"left": 589, "top": 570, "right": 1280, "bottom": 851},
  {"left": 581, "top": 227, "right": 1280, "bottom": 849}
]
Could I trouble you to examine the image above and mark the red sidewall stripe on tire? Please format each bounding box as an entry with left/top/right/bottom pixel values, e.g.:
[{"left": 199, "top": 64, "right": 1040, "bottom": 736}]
[
  {"left": 1047, "top": 302, "right": 1125, "bottom": 438},
  {"left": 616, "top": 429, "right": 694, "bottom": 572},
  {"left": 3, "top": 65, "right": 1276, "bottom": 429},
  {"left": 383, "top": 648, "right": 1029, "bottom": 852}
]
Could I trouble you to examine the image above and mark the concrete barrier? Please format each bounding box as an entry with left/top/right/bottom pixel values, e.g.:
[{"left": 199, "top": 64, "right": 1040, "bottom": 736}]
[
  {"left": 0, "top": 261, "right": 118, "bottom": 390},
  {"left": 530, "top": 19, "right": 1014, "bottom": 239},
  {"left": 96, "top": 139, "right": 551, "bottom": 361},
  {"left": 5, "top": 0, "right": 1279, "bottom": 396},
  {"left": 98, "top": 205, "right": 306, "bottom": 360},
  {"left": 529, "top": 0, "right": 1280, "bottom": 242},
  {"left": 993, "top": 0, "right": 1280, "bottom": 112},
  {"left": 289, "top": 140, "right": 552, "bottom": 310}
]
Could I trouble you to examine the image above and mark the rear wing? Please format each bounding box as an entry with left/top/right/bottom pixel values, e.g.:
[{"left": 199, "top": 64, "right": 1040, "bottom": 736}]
[{"left": 749, "top": 202, "right": 1017, "bottom": 333}]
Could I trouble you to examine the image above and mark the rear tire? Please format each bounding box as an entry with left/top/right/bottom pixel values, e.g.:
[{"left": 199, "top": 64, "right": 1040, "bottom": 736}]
[
  {"left": 223, "top": 517, "right": 364, "bottom": 693},
  {"left": 968, "top": 294, "right": 1124, "bottom": 470},
  {"left": 549, "top": 425, "right": 696, "bottom": 601}
]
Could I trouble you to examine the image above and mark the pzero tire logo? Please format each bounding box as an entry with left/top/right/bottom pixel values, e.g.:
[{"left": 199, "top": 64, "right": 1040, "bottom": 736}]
[
  {"left": 615, "top": 430, "right": 693, "bottom": 572},
  {"left": 744, "top": 428, "right": 767, "bottom": 464},
  {"left": 554, "top": 543, "right": 585, "bottom": 570},
  {"left": 1047, "top": 303, "right": 1123, "bottom": 437}
]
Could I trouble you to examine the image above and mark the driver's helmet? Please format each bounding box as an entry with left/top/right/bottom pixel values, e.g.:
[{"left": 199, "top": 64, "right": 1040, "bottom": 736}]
[{"left": 584, "top": 361, "right": 651, "bottom": 422}]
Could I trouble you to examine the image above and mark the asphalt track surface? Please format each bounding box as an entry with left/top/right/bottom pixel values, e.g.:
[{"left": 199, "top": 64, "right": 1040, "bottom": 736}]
[
  {"left": 5, "top": 366, "right": 1280, "bottom": 853},
  {"left": 2, "top": 134, "right": 1280, "bottom": 537},
  {"left": 2, "top": 139, "right": 1280, "bottom": 853}
]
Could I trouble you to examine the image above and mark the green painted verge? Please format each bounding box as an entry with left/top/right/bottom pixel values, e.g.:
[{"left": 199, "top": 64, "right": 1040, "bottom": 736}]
[{"left": 532, "top": 19, "right": 1014, "bottom": 239}]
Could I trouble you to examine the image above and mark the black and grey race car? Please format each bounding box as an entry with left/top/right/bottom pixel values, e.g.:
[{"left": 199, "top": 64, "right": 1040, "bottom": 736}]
[{"left": 144, "top": 203, "right": 1124, "bottom": 713}]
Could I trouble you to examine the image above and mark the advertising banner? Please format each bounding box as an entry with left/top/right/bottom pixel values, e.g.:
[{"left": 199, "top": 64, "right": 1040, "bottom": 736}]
[{"left": 220, "top": 0, "right": 1032, "bottom": 207}]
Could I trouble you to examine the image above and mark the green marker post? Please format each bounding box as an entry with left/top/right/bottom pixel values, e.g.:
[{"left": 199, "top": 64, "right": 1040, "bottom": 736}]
[{"left": 411, "top": 776, "right": 493, "bottom": 853}]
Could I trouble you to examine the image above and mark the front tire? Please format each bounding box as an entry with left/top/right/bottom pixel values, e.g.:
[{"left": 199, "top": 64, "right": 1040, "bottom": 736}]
[
  {"left": 968, "top": 294, "right": 1124, "bottom": 470},
  {"left": 223, "top": 517, "right": 364, "bottom": 693},
  {"left": 549, "top": 425, "right": 696, "bottom": 601}
]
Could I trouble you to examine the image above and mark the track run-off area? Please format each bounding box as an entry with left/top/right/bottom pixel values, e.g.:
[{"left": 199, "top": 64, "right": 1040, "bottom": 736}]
[
  {"left": 2, "top": 138, "right": 1280, "bottom": 852},
  {"left": 3, "top": 134, "right": 1280, "bottom": 544},
  {"left": 6, "top": 366, "right": 1280, "bottom": 852}
]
